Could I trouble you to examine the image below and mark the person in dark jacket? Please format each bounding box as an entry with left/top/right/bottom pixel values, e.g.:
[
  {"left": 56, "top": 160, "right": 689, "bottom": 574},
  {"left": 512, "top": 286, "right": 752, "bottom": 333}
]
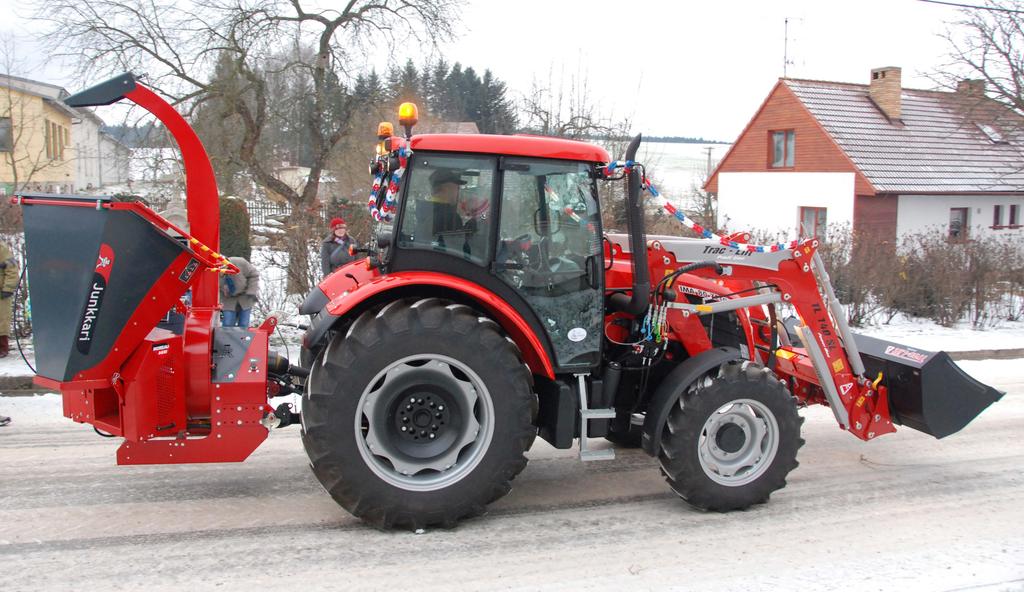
[
  {"left": 0, "top": 241, "right": 18, "bottom": 426},
  {"left": 0, "top": 241, "right": 19, "bottom": 359},
  {"left": 320, "top": 217, "right": 359, "bottom": 276},
  {"left": 220, "top": 256, "right": 260, "bottom": 327}
]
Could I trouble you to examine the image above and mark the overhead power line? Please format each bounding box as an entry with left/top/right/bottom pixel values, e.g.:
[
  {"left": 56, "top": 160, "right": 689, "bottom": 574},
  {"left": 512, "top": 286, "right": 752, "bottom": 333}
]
[{"left": 918, "top": 0, "right": 1024, "bottom": 13}]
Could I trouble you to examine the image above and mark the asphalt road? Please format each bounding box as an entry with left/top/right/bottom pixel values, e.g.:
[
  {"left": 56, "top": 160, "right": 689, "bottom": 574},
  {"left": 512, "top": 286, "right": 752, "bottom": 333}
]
[{"left": 1, "top": 362, "right": 1022, "bottom": 592}]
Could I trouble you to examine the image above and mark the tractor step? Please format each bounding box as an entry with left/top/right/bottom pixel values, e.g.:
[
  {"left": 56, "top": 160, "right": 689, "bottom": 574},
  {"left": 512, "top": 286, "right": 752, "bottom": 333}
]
[
  {"left": 581, "top": 409, "right": 616, "bottom": 421},
  {"left": 580, "top": 447, "right": 616, "bottom": 462},
  {"left": 576, "top": 374, "right": 616, "bottom": 462}
]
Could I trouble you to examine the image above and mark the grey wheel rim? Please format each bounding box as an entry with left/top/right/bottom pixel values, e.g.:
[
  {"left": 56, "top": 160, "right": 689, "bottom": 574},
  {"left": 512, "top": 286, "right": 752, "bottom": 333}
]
[
  {"left": 697, "top": 398, "right": 779, "bottom": 487},
  {"left": 355, "top": 354, "right": 495, "bottom": 492}
]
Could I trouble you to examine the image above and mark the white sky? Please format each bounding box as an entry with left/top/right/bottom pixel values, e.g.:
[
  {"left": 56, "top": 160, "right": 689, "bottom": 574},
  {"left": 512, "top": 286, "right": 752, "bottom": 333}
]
[{"left": 1, "top": 0, "right": 966, "bottom": 140}]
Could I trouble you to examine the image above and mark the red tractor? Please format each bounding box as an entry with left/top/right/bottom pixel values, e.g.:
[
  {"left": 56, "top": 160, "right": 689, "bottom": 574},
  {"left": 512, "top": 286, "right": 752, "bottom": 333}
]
[{"left": 15, "top": 75, "right": 1002, "bottom": 530}]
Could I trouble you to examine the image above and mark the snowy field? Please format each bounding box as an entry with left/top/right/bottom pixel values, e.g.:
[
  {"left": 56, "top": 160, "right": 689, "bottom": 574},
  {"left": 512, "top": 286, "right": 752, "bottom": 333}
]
[{"left": 639, "top": 141, "right": 731, "bottom": 201}]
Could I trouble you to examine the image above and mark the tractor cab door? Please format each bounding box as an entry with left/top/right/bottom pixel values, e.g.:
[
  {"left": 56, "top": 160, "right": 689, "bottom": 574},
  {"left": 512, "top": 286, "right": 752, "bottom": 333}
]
[{"left": 494, "top": 158, "right": 603, "bottom": 369}]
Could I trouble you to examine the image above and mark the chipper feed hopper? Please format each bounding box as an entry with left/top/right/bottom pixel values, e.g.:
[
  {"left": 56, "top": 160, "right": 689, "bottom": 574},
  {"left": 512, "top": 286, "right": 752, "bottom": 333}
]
[{"left": 13, "top": 74, "right": 1004, "bottom": 530}]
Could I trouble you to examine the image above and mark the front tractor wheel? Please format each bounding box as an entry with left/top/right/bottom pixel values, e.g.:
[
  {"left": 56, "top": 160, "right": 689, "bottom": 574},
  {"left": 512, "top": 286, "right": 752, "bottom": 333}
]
[
  {"left": 659, "top": 362, "right": 804, "bottom": 511},
  {"left": 301, "top": 298, "right": 537, "bottom": 530}
]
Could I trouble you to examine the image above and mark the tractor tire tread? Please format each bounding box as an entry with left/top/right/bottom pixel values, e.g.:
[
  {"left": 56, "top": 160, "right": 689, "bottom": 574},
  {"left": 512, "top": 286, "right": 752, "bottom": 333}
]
[
  {"left": 658, "top": 361, "right": 803, "bottom": 512},
  {"left": 301, "top": 298, "right": 536, "bottom": 530}
]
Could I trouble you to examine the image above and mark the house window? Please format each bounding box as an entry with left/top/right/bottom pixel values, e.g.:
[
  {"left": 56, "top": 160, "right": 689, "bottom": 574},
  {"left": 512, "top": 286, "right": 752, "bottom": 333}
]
[
  {"left": 0, "top": 117, "right": 11, "bottom": 152},
  {"left": 993, "top": 205, "right": 1003, "bottom": 227},
  {"left": 770, "top": 130, "right": 795, "bottom": 168},
  {"left": 44, "top": 120, "right": 67, "bottom": 161},
  {"left": 977, "top": 123, "right": 1008, "bottom": 144},
  {"left": 799, "top": 206, "right": 827, "bottom": 238},
  {"left": 949, "top": 207, "right": 969, "bottom": 240},
  {"left": 54, "top": 121, "right": 64, "bottom": 160},
  {"left": 1010, "top": 204, "right": 1019, "bottom": 227}
]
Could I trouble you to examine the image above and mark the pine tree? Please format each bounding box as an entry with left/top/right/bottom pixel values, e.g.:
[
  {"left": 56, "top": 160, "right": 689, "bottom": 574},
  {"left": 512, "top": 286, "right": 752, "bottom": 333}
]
[
  {"left": 386, "top": 59, "right": 420, "bottom": 103},
  {"left": 478, "top": 70, "right": 517, "bottom": 134}
]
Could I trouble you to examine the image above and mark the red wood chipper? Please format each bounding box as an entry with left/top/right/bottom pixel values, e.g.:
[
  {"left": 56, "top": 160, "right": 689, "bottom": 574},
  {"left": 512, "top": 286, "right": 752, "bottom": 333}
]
[{"left": 15, "top": 74, "right": 1003, "bottom": 530}]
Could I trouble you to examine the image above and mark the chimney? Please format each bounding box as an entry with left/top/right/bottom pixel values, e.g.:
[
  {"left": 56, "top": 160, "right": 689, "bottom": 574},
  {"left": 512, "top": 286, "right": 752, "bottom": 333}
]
[
  {"left": 869, "top": 66, "right": 902, "bottom": 121},
  {"left": 957, "top": 79, "right": 986, "bottom": 97}
]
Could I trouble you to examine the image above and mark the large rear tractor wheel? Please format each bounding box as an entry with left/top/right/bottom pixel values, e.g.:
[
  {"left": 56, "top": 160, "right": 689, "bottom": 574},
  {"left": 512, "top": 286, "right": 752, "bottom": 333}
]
[
  {"left": 301, "top": 298, "right": 537, "bottom": 530},
  {"left": 659, "top": 361, "right": 804, "bottom": 511}
]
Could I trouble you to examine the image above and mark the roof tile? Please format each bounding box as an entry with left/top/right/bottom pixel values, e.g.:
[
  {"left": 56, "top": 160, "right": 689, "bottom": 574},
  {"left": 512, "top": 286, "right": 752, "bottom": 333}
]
[{"left": 785, "top": 79, "right": 1024, "bottom": 193}]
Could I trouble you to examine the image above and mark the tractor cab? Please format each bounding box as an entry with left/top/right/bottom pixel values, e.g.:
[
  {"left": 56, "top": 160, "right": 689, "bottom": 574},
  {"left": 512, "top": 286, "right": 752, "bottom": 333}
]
[{"left": 379, "top": 131, "right": 611, "bottom": 371}]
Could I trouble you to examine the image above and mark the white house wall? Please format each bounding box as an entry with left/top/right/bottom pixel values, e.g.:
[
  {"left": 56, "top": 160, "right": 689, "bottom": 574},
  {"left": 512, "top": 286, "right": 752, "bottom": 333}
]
[
  {"left": 897, "top": 194, "right": 1024, "bottom": 239},
  {"left": 73, "top": 114, "right": 130, "bottom": 190},
  {"left": 99, "top": 134, "right": 130, "bottom": 186},
  {"left": 73, "top": 116, "right": 103, "bottom": 190},
  {"left": 717, "top": 172, "right": 855, "bottom": 237}
]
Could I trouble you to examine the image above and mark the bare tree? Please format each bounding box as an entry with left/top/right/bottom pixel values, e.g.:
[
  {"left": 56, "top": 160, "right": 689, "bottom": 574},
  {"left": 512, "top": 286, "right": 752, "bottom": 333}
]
[
  {"left": 34, "top": 0, "right": 461, "bottom": 293},
  {"left": 937, "top": 0, "right": 1024, "bottom": 114},
  {"left": 519, "top": 63, "right": 629, "bottom": 141},
  {"left": 516, "top": 64, "right": 642, "bottom": 233},
  {"left": 685, "top": 169, "right": 718, "bottom": 233}
]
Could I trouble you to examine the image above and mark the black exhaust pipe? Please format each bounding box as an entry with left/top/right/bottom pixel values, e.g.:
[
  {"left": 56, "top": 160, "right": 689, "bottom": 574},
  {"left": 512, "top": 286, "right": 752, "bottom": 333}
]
[{"left": 609, "top": 134, "right": 649, "bottom": 315}]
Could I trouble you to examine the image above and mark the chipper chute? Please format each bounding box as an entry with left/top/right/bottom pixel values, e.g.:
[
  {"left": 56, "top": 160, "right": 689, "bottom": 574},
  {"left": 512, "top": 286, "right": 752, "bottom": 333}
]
[{"left": 853, "top": 334, "right": 1004, "bottom": 439}]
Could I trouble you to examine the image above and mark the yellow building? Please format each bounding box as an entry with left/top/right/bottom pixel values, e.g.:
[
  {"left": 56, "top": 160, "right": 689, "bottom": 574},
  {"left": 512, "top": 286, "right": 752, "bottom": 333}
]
[{"left": 0, "top": 74, "right": 77, "bottom": 196}]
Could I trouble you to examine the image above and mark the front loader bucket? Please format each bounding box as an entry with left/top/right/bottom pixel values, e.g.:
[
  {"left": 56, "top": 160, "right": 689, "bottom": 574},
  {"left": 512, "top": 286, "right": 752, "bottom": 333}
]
[
  {"left": 19, "top": 194, "right": 205, "bottom": 383},
  {"left": 853, "top": 334, "right": 1003, "bottom": 439}
]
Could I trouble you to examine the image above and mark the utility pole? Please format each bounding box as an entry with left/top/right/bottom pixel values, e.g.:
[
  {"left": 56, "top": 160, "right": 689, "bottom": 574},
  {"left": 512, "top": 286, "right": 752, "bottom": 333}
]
[
  {"left": 783, "top": 17, "right": 790, "bottom": 78},
  {"left": 782, "top": 17, "right": 800, "bottom": 78},
  {"left": 704, "top": 146, "right": 714, "bottom": 177}
]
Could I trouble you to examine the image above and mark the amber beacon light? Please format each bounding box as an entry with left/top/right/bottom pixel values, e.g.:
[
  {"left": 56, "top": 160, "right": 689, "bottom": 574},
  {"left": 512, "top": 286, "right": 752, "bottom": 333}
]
[{"left": 398, "top": 102, "right": 418, "bottom": 138}]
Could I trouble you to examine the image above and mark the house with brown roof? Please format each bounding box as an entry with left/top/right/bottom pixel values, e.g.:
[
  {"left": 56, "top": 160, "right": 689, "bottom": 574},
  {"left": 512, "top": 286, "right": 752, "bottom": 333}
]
[
  {"left": 1, "top": 74, "right": 79, "bottom": 195},
  {"left": 705, "top": 67, "right": 1024, "bottom": 243}
]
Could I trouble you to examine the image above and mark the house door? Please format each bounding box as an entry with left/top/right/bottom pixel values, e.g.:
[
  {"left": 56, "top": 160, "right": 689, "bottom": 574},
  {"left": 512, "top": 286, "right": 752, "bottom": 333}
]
[{"left": 799, "top": 206, "right": 827, "bottom": 239}]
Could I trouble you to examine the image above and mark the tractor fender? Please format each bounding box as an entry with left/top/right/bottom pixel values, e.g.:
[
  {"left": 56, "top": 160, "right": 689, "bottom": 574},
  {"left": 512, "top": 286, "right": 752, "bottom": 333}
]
[
  {"left": 302, "top": 271, "right": 556, "bottom": 380},
  {"left": 640, "top": 346, "right": 743, "bottom": 457}
]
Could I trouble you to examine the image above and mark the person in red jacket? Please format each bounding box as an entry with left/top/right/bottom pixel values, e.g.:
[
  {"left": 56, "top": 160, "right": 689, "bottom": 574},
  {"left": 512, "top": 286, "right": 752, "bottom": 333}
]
[{"left": 320, "top": 217, "right": 359, "bottom": 276}]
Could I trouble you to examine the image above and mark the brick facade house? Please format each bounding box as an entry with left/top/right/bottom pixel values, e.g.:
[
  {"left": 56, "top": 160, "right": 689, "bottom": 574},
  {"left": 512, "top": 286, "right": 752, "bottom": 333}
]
[{"left": 705, "top": 67, "right": 1024, "bottom": 243}]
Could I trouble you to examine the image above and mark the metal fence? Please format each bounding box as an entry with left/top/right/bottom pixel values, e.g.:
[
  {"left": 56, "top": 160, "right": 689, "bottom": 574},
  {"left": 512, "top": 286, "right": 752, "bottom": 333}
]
[{"left": 245, "top": 200, "right": 329, "bottom": 227}]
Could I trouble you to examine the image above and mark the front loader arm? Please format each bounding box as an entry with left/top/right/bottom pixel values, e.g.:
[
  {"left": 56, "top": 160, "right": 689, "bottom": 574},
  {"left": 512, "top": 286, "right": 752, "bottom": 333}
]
[
  {"left": 766, "top": 244, "right": 895, "bottom": 441},
  {"left": 642, "top": 237, "right": 895, "bottom": 441}
]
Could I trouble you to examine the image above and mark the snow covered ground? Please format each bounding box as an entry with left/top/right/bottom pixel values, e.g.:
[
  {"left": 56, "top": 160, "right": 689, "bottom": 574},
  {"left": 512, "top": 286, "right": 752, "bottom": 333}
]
[
  {"left": 0, "top": 359, "right": 1021, "bottom": 591},
  {"left": 2, "top": 313, "right": 1018, "bottom": 379},
  {"left": 3, "top": 358, "right": 1018, "bottom": 423},
  {"left": 0, "top": 341, "right": 35, "bottom": 379},
  {"left": 640, "top": 141, "right": 731, "bottom": 199},
  {"left": 856, "top": 315, "right": 1024, "bottom": 352}
]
